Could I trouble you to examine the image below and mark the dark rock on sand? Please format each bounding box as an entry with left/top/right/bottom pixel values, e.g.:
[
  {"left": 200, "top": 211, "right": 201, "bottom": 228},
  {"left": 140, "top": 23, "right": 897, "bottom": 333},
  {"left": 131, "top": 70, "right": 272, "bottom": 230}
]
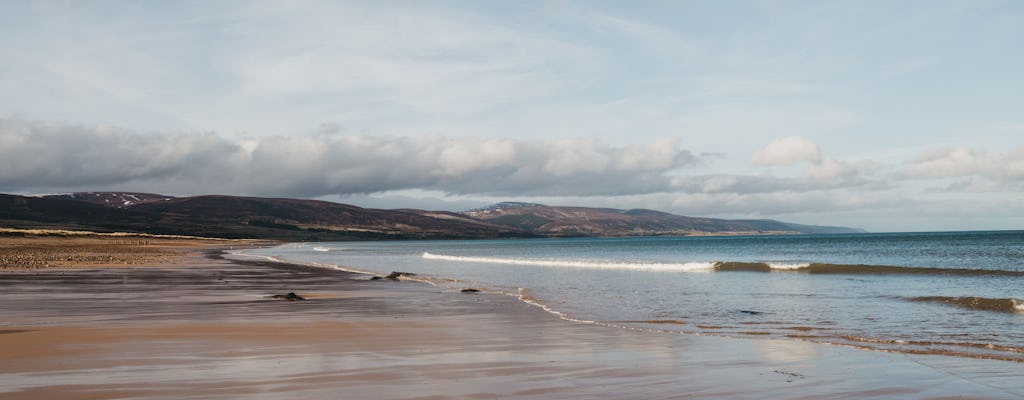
[
  {"left": 369, "top": 276, "right": 383, "bottom": 280},
  {"left": 270, "top": 292, "right": 306, "bottom": 301},
  {"left": 384, "top": 271, "right": 416, "bottom": 280},
  {"left": 461, "top": 288, "right": 481, "bottom": 293}
]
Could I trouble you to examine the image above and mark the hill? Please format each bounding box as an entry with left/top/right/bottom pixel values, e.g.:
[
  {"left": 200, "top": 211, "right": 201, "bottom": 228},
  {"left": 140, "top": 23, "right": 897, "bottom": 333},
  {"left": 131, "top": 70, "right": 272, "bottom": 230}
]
[
  {"left": 44, "top": 192, "right": 175, "bottom": 208},
  {"left": 462, "top": 203, "right": 863, "bottom": 236},
  {"left": 1, "top": 193, "right": 525, "bottom": 240},
  {"left": 0, "top": 193, "right": 863, "bottom": 240}
]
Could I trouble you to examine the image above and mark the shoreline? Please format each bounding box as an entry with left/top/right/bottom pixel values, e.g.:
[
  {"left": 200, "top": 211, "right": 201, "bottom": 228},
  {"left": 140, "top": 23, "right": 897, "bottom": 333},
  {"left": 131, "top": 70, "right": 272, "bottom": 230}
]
[
  {"left": 1, "top": 239, "right": 1022, "bottom": 399},
  {"left": 250, "top": 243, "right": 1024, "bottom": 364},
  {"left": 234, "top": 247, "right": 1024, "bottom": 358}
]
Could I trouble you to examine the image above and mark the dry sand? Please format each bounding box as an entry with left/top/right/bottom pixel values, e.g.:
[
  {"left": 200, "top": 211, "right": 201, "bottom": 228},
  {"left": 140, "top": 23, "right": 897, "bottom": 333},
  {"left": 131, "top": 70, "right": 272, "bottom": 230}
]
[
  {"left": 0, "top": 230, "right": 264, "bottom": 269},
  {"left": 1, "top": 236, "right": 1021, "bottom": 399}
]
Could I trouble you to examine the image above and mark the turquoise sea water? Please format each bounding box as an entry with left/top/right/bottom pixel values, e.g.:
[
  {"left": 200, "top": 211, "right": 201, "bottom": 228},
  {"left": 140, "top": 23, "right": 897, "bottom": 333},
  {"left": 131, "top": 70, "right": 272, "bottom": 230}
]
[{"left": 241, "top": 231, "right": 1024, "bottom": 362}]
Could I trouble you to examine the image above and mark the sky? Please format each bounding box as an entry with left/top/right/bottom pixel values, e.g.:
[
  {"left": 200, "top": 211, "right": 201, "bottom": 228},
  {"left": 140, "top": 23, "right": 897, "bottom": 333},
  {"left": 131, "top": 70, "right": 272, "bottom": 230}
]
[{"left": 1, "top": 0, "right": 1022, "bottom": 232}]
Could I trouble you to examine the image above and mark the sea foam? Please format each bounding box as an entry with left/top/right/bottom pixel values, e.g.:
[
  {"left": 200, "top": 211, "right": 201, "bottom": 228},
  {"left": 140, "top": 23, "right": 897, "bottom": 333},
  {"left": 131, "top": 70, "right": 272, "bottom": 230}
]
[
  {"left": 767, "top": 262, "right": 812, "bottom": 270},
  {"left": 422, "top": 252, "right": 715, "bottom": 272}
]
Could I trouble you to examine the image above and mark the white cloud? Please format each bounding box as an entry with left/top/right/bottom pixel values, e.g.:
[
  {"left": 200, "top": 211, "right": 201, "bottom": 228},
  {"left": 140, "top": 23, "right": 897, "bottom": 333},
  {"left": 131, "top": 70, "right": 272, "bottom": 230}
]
[
  {"left": 435, "top": 138, "right": 519, "bottom": 176},
  {"left": 752, "top": 136, "right": 822, "bottom": 166},
  {"left": 3, "top": 116, "right": 1021, "bottom": 232},
  {"left": 802, "top": 157, "right": 859, "bottom": 182},
  {"left": 735, "top": 136, "right": 877, "bottom": 191},
  {"left": 904, "top": 146, "right": 1024, "bottom": 190},
  {"left": 906, "top": 147, "right": 987, "bottom": 178},
  {"left": 0, "top": 117, "right": 696, "bottom": 197}
]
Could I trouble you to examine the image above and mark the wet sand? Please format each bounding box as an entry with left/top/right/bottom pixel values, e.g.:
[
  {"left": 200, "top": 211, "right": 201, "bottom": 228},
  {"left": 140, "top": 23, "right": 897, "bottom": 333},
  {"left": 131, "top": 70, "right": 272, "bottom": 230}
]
[{"left": 1, "top": 240, "right": 1022, "bottom": 399}]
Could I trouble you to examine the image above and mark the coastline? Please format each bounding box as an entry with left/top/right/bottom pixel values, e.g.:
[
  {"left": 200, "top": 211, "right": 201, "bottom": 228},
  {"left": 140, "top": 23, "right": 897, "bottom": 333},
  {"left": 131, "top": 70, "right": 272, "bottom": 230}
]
[{"left": 1, "top": 238, "right": 1022, "bottom": 399}]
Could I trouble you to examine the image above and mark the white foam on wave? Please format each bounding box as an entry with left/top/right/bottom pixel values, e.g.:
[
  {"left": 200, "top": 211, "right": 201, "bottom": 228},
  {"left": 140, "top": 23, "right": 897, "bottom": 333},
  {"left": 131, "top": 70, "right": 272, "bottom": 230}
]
[
  {"left": 422, "top": 252, "right": 715, "bottom": 272},
  {"left": 767, "top": 262, "right": 812, "bottom": 270},
  {"left": 1014, "top": 299, "right": 1024, "bottom": 313},
  {"left": 313, "top": 247, "right": 331, "bottom": 252}
]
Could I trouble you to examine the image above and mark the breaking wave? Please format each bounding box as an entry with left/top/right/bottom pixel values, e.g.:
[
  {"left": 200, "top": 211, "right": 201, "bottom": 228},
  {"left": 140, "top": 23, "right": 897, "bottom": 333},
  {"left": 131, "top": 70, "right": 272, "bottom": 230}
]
[
  {"left": 422, "top": 253, "right": 1023, "bottom": 276},
  {"left": 778, "top": 263, "right": 1024, "bottom": 276},
  {"left": 909, "top": 296, "right": 1024, "bottom": 313},
  {"left": 422, "top": 252, "right": 716, "bottom": 272}
]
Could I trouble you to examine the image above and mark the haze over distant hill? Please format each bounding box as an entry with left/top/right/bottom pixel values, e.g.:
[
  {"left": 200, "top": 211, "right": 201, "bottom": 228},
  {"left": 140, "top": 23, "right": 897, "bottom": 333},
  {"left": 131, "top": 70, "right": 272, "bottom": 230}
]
[
  {"left": 463, "top": 202, "right": 863, "bottom": 236},
  {"left": 0, "top": 193, "right": 863, "bottom": 240}
]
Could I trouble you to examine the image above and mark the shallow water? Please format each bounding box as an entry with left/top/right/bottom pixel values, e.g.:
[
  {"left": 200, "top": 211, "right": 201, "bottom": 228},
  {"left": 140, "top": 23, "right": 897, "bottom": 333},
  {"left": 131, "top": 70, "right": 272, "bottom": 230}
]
[{"left": 243, "top": 231, "right": 1024, "bottom": 362}]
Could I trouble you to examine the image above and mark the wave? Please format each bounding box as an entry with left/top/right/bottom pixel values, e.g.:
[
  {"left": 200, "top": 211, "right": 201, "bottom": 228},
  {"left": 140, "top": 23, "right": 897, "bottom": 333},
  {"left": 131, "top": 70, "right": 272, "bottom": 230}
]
[
  {"left": 909, "top": 296, "right": 1024, "bottom": 313},
  {"left": 241, "top": 247, "right": 1024, "bottom": 363},
  {"left": 421, "top": 253, "right": 1023, "bottom": 276},
  {"left": 422, "top": 252, "right": 716, "bottom": 272},
  {"left": 791, "top": 263, "right": 1023, "bottom": 276},
  {"left": 713, "top": 262, "right": 805, "bottom": 272},
  {"left": 714, "top": 262, "right": 1024, "bottom": 276}
]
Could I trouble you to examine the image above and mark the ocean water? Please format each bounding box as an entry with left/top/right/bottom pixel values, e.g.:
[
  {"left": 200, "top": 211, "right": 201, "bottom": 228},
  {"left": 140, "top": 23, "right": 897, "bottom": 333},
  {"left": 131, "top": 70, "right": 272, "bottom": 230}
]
[{"left": 239, "top": 231, "right": 1024, "bottom": 362}]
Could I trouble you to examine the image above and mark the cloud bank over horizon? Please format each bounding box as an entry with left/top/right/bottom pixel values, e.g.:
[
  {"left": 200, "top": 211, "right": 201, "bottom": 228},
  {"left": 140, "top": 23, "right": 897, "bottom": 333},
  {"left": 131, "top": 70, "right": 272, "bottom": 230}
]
[
  {"left": 0, "top": 116, "right": 698, "bottom": 197},
  {"left": 3, "top": 116, "right": 1021, "bottom": 231}
]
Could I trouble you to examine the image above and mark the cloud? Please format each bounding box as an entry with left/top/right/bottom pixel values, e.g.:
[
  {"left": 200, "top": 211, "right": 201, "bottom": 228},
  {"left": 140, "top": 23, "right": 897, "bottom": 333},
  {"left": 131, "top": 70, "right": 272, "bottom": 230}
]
[
  {"left": 801, "top": 157, "right": 861, "bottom": 183},
  {"left": 3, "top": 115, "right": 1020, "bottom": 232},
  {"left": 667, "top": 168, "right": 877, "bottom": 195},
  {"left": 0, "top": 116, "right": 892, "bottom": 203},
  {"left": 0, "top": 117, "right": 697, "bottom": 197},
  {"left": 0, "top": 1, "right": 603, "bottom": 137},
  {"left": 751, "top": 136, "right": 822, "bottom": 166},
  {"left": 903, "top": 145, "right": 1024, "bottom": 190},
  {"left": 0, "top": 119, "right": 242, "bottom": 188},
  {"left": 906, "top": 147, "right": 987, "bottom": 178}
]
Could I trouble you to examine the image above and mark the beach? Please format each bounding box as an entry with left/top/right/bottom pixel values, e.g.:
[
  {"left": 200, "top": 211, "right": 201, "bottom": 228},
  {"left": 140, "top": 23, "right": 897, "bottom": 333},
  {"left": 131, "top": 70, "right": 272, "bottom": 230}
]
[{"left": 1, "top": 236, "right": 1022, "bottom": 399}]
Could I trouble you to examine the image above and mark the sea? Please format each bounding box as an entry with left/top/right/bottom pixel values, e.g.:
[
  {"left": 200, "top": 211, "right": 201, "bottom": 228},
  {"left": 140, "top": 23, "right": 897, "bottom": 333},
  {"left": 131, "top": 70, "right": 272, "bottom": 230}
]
[{"left": 238, "top": 230, "right": 1024, "bottom": 362}]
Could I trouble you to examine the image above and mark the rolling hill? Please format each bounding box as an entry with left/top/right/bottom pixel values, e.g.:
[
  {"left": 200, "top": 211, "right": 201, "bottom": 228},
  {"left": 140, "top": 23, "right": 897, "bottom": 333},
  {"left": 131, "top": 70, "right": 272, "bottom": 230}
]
[
  {"left": 462, "top": 202, "right": 863, "bottom": 236},
  {"left": 0, "top": 193, "right": 863, "bottom": 240},
  {"left": 1, "top": 193, "right": 525, "bottom": 240}
]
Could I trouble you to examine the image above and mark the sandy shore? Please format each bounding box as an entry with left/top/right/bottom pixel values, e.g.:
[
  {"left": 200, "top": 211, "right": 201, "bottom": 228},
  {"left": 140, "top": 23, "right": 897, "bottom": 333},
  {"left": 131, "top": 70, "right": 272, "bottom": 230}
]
[
  {"left": 1, "top": 237, "right": 1022, "bottom": 399},
  {"left": 0, "top": 230, "right": 268, "bottom": 269}
]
